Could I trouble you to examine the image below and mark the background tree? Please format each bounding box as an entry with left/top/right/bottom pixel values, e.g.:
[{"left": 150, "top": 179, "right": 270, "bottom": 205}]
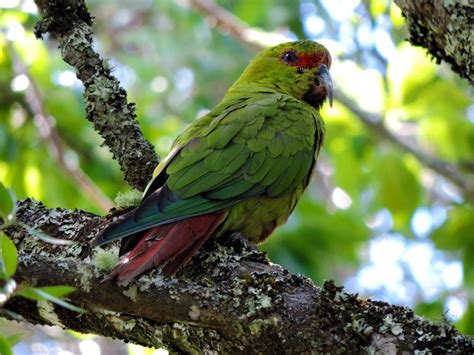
[{"left": 0, "top": 0, "right": 473, "bottom": 353}]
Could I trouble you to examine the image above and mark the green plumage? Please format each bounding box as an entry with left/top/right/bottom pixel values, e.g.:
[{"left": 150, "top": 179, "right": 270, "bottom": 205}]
[{"left": 96, "top": 40, "right": 331, "bottom": 251}]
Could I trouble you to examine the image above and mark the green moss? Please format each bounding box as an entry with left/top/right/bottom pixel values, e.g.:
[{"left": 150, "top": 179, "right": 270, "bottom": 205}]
[
  {"left": 93, "top": 249, "right": 119, "bottom": 272},
  {"left": 113, "top": 190, "right": 142, "bottom": 209}
]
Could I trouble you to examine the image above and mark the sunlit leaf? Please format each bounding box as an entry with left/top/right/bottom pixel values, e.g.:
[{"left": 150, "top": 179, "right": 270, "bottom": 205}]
[
  {"left": 0, "top": 333, "right": 12, "bottom": 355},
  {"left": 370, "top": 0, "right": 388, "bottom": 17},
  {"left": 0, "top": 182, "right": 15, "bottom": 223},
  {"left": 390, "top": 4, "right": 405, "bottom": 28},
  {"left": 387, "top": 44, "right": 437, "bottom": 106},
  {"left": 0, "top": 232, "right": 17, "bottom": 281}
]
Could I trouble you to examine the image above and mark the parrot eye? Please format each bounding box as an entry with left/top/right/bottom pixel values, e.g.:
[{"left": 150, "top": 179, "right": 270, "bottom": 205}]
[{"left": 281, "top": 50, "right": 298, "bottom": 64}]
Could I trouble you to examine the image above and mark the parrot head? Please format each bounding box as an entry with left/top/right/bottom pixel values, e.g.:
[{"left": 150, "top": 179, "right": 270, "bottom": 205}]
[{"left": 231, "top": 40, "right": 333, "bottom": 109}]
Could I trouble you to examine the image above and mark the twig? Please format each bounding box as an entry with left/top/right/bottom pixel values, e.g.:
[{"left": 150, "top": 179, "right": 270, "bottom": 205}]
[
  {"left": 190, "top": 0, "right": 290, "bottom": 48},
  {"left": 189, "top": 0, "right": 474, "bottom": 201},
  {"left": 334, "top": 92, "right": 474, "bottom": 200},
  {"left": 34, "top": 0, "right": 159, "bottom": 191},
  {"left": 7, "top": 41, "right": 114, "bottom": 212}
]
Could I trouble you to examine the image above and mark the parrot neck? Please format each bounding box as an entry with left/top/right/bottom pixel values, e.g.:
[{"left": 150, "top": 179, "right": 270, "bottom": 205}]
[
  {"left": 224, "top": 82, "right": 320, "bottom": 113},
  {"left": 227, "top": 72, "right": 317, "bottom": 108}
]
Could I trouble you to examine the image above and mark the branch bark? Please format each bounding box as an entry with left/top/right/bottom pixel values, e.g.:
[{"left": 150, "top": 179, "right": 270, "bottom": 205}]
[
  {"left": 34, "top": 0, "right": 159, "bottom": 191},
  {"left": 394, "top": 0, "right": 474, "bottom": 84},
  {"left": 2, "top": 199, "right": 473, "bottom": 353}
]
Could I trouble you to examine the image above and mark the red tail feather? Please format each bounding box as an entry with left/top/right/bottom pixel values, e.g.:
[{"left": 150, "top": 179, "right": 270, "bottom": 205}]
[{"left": 109, "top": 212, "right": 224, "bottom": 283}]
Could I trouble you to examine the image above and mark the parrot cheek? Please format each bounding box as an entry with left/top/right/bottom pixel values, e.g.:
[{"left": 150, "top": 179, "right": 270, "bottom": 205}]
[
  {"left": 302, "top": 64, "right": 333, "bottom": 109},
  {"left": 302, "top": 83, "right": 329, "bottom": 109}
]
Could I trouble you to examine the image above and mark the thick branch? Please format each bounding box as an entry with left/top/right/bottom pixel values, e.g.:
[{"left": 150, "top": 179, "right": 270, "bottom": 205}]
[
  {"left": 2, "top": 200, "right": 473, "bottom": 352},
  {"left": 394, "top": 0, "right": 474, "bottom": 84},
  {"left": 190, "top": 0, "right": 474, "bottom": 201},
  {"left": 34, "top": 0, "right": 159, "bottom": 191}
]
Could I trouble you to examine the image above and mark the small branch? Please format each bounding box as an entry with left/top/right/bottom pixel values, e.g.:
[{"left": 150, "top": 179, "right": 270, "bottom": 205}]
[
  {"left": 335, "top": 91, "right": 474, "bottom": 201},
  {"left": 394, "top": 0, "right": 474, "bottom": 84},
  {"left": 34, "top": 0, "right": 159, "bottom": 191},
  {"left": 190, "top": 0, "right": 290, "bottom": 48},
  {"left": 2, "top": 199, "right": 473, "bottom": 352},
  {"left": 7, "top": 41, "right": 113, "bottom": 213},
  {"left": 190, "top": 0, "right": 474, "bottom": 201}
]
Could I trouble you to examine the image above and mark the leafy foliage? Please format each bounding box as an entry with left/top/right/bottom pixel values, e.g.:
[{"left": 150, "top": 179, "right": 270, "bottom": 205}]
[{"left": 0, "top": 233, "right": 17, "bottom": 281}]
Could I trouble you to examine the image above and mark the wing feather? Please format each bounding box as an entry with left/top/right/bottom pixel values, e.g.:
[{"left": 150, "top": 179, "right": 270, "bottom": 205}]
[{"left": 96, "top": 93, "right": 322, "bottom": 245}]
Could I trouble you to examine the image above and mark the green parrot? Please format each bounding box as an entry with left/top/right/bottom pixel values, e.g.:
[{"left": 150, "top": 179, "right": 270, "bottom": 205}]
[{"left": 93, "top": 40, "right": 333, "bottom": 282}]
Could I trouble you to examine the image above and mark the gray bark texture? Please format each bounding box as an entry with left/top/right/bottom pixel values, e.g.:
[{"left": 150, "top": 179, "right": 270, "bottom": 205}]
[
  {"left": 34, "top": 0, "right": 159, "bottom": 191},
  {"left": 2, "top": 199, "right": 473, "bottom": 353},
  {"left": 394, "top": 0, "right": 474, "bottom": 84},
  {"left": 2, "top": 0, "right": 473, "bottom": 353}
]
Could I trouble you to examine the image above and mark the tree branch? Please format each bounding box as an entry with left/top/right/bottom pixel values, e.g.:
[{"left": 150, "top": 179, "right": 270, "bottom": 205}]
[
  {"left": 335, "top": 91, "right": 474, "bottom": 201},
  {"left": 190, "top": 0, "right": 474, "bottom": 201},
  {"left": 34, "top": 0, "right": 159, "bottom": 191},
  {"left": 394, "top": 0, "right": 474, "bottom": 84},
  {"left": 2, "top": 200, "right": 473, "bottom": 352},
  {"left": 7, "top": 41, "right": 114, "bottom": 212}
]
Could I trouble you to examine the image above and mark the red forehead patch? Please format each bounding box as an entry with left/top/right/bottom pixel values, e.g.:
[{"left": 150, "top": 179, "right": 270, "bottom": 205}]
[{"left": 280, "top": 49, "right": 331, "bottom": 69}]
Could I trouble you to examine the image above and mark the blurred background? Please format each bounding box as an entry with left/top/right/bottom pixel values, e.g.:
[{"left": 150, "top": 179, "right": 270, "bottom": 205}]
[{"left": 0, "top": 0, "right": 473, "bottom": 353}]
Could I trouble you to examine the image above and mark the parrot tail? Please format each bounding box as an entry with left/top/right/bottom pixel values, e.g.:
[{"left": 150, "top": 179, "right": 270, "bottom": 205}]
[{"left": 108, "top": 212, "right": 225, "bottom": 283}]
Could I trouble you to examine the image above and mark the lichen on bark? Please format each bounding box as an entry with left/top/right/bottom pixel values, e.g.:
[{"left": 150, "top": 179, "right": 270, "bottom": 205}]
[
  {"left": 2, "top": 199, "right": 473, "bottom": 353},
  {"left": 394, "top": 0, "right": 474, "bottom": 84},
  {"left": 34, "top": 0, "right": 159, "bottom": 191}
]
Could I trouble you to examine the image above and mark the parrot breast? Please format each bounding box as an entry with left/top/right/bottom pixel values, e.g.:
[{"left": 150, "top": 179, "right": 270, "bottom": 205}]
[{"left": 219, "top": 184, "right": 307, "bottom": 244}]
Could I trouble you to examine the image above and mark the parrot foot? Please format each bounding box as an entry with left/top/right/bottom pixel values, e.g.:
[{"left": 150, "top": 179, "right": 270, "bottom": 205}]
[{"left": 227, "top": 232, "right": 258, "bottom": 253}]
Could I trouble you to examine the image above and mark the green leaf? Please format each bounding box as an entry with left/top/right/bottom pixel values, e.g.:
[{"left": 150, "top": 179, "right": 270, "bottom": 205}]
[
  {"left": 18, "top": 286, "right": 82, "bottom": 313},
  {"left": 0, "top": 333, "right": 12, "bottom": 355},
  {"left": 370, "top": 0, "right": 387, "bottom": 17},
  {"left": 21, "top": 224, "right": 76, "bottom": 246},
  {"left": 372, "top": 152, "right": 421, "bottom": 228},
  {"left": 0, "top": 183, "right": 16, "bottom": 223},
  {"left": 0, "top": 233, "right": 18, "bottom": 281},
  {"left": 35, "top": 285, "right": 75, "bottom": 298}
]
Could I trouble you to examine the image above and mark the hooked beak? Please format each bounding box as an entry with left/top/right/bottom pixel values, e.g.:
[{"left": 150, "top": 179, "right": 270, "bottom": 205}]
[{"left": 316, "top": 64, "right": 333, "bottom": 107}]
